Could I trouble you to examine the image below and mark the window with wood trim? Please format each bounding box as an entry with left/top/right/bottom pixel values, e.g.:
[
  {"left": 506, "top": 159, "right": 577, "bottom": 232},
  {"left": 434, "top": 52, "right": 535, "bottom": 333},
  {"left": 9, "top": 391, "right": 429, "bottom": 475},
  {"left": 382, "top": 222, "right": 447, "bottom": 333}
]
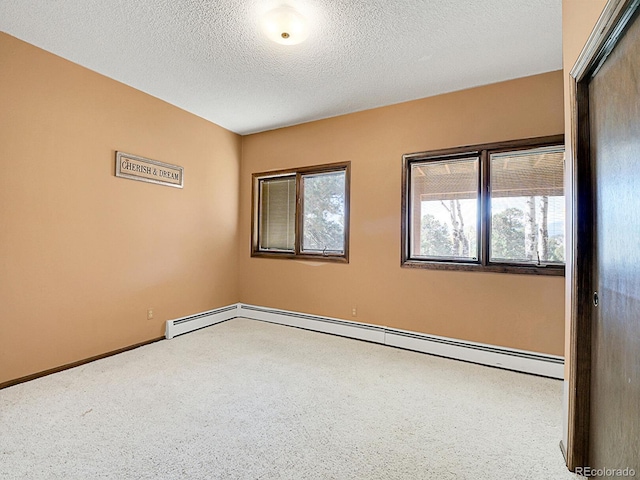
[
  {"left": 402, "top": 136, "right": 565, "bottom": 275},
  {"left": 252, "top": 162, "right": 350, "bottom": 262}
]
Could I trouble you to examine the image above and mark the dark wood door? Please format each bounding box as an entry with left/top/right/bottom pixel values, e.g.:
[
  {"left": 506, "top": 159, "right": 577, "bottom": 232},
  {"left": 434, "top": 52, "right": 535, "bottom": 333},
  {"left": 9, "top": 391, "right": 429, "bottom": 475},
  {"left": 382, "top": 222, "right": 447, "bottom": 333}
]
[{"left": 588, "top": 9, "right": 640, "bottom": 477}]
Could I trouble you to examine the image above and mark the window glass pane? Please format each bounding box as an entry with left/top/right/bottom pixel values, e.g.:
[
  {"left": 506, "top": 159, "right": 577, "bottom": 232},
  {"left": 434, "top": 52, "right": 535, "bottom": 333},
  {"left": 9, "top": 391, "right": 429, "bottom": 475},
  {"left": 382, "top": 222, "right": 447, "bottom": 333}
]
[
  {"left": 490, "top": 146, "right": 565, "bottom": 264},
  {"left": 410, "top": 157, "right": 479, "bottom": 260},
  {"left": 301, "top": 170, "right": 346, "bottom": 253},
  {"left": 259, "top": 176, "right": 295, "bottom": 251}
]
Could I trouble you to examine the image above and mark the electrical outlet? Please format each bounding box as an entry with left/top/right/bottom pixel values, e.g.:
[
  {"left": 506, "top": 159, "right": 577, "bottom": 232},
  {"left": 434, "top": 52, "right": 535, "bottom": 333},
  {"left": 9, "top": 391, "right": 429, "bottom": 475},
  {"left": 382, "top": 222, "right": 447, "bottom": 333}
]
[
  {"left": 147, "top": 309, "right": 154, "bottom": 320},
  {"left": 351, "top": 307, "right": 357, "bottom": 317}
]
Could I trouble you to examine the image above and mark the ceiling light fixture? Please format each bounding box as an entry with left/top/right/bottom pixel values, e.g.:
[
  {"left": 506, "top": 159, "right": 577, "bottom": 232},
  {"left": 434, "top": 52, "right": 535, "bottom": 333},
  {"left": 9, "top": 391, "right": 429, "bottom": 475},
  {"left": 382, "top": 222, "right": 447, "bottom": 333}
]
[{"left": 261, "top": 6, "right": 309, "bottom": 45}]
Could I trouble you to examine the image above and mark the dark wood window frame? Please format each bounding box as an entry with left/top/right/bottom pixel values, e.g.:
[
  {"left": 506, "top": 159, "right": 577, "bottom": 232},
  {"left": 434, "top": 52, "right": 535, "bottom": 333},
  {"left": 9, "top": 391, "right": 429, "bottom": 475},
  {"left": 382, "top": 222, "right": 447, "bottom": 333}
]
[
  {"left": 251, "top": 161, "right": 351, "bottom": 263},
  {"left": 401, "top": 135, "right": 565, "bottom": 276}
]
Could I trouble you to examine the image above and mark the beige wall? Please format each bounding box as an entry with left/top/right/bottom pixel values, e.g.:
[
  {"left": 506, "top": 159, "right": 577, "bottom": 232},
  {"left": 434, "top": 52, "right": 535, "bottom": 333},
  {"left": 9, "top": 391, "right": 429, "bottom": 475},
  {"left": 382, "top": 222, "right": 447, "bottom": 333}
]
[
  {"left": 0, "top": 33, "right": 241, "bottom": 384},
  {"left": 239, "top": 71, "right": 565, "bottom": 356},
  {"left": 1, "top": 30, "right": 569, "bottom": 387}
]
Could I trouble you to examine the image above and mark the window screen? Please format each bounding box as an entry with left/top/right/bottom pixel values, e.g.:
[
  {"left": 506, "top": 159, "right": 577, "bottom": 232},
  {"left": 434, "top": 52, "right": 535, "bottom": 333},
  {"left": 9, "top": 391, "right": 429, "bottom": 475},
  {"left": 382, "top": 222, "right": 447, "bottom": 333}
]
[
  {"left": 490, "top": 146, "right": 565, "bottom": 264},
  {"left": 301, "top": 170, "right": 346, "bottom": 254},
  {"left": 410, "top": 157, "right": 479, "bottom": 260},
  {"left": 259, "top": 176, "right": 296, "bottom": 251}
]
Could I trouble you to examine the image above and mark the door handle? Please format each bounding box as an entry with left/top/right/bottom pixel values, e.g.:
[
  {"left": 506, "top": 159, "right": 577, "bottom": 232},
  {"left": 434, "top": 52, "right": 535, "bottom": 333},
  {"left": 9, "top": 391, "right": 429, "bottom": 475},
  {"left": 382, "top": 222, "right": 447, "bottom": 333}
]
[{"left": 593, "top": 291, "right": 599, "bottom": 307}]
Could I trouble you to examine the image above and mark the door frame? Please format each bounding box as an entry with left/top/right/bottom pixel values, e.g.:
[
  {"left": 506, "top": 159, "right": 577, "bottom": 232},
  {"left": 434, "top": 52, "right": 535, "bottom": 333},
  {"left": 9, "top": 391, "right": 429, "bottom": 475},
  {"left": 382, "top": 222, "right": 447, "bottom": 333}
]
[{"left": 566, "top": 0, "right": 640, "bottom": 471}]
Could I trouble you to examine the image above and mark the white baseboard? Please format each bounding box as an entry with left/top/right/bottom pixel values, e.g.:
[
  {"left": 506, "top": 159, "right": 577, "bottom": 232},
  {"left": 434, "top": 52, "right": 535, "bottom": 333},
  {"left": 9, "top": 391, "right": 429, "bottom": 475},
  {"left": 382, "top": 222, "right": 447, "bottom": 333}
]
[
  {"left": 238, "top": 304, "right": 386, "bottom": 344},
  {"left": 165, "top": 303, "right": 564, "bottom": 379},
  {"left": 383, "top": 328, "right": 563, "bottom": 379},
  {"left": 165, "top": 305, "right": 239, "bottom": 339}
]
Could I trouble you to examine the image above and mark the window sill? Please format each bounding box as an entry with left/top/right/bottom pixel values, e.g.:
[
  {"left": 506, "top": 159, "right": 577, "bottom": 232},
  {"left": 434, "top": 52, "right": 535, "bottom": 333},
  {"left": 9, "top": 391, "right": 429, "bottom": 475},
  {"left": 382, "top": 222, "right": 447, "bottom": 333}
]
[
  {"left": 401, "top": 259, "right": 565, "bottom": 276},
  {"left": 251, "top": 251, "right": 349, "bottom": 263}
]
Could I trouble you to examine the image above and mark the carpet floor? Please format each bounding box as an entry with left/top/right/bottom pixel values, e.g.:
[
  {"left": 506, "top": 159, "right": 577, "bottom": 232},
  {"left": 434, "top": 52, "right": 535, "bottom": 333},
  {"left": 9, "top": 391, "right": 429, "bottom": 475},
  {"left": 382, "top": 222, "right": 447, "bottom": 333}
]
[{"left": 0, "top": 318, "right": 580, "bottom": 479}]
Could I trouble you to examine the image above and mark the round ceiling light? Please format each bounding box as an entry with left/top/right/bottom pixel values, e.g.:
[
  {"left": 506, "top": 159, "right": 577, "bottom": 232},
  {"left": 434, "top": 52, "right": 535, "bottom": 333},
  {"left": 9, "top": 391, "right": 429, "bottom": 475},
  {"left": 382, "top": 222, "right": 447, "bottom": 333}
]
[{"left": 261, "top": 6, "right": 309, "bottom": 45}]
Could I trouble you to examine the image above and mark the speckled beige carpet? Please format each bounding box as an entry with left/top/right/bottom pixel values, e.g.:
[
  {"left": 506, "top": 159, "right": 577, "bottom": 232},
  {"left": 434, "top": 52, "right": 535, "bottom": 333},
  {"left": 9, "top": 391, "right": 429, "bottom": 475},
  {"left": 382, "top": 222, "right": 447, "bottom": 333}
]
[{"left": 0, "top": 318, "right": 579, "bottom": 479}]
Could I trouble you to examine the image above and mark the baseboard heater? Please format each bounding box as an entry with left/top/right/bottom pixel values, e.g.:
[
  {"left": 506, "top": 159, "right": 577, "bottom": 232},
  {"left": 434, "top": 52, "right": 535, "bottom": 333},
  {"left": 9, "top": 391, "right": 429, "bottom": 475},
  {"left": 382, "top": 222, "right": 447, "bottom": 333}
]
[
  {"left": 165, "top": 305, "right": 238, "bottom": 339},
  {"left": 165, "top": 303, "right": 564, "bottom": 379}
]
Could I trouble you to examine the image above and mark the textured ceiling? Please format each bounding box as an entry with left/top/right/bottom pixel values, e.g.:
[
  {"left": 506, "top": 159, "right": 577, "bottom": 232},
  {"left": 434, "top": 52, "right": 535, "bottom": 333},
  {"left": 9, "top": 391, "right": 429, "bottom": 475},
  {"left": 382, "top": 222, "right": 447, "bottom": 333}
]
[{"left": 0, "top": 0, "right": 562, "bottom": 135}]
